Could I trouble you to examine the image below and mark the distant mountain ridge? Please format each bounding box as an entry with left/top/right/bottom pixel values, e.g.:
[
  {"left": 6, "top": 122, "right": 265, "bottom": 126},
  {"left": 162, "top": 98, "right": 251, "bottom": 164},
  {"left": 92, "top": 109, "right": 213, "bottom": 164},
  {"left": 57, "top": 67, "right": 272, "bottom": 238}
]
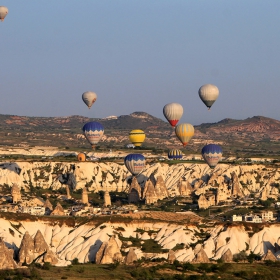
[{"left": 0, "top": 112, "right": 279, "bottom": 155}]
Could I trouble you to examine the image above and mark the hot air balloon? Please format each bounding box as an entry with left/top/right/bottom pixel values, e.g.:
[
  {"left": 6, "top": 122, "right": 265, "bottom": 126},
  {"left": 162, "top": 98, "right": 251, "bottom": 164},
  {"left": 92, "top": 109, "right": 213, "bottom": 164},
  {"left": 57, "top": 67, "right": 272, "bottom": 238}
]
[
  {"left": 124, "top": 154, "right": 145, "bottom": 176},
  {"left": 202, "top": 144, "right": 222, "bottom": 169},
  {"left": 77, "top": 152, "right": 86, "bottom": 162},
  {"left": 82, "top": 91, "right": 97, "bottom": 109},
  {"left": 129, "top": 129, "right": 145, "bottom": 147},
  {"left": 168, "top": 149, "right": 183, "bottom": 160},
  {"left": 175, "top": 123, "right": 194, "bottom": 147},
  {"left": 198, "top": 84, "right": 219, "bottom": 110},
  {"left": 163, "top": 103, "right": 183, "bottom": 127},
  {"left": 0, "top": 6, "right": 8, "bottom": 22},
  {"left": 82, "top": 122, "right": 104, "bottom": 148}
]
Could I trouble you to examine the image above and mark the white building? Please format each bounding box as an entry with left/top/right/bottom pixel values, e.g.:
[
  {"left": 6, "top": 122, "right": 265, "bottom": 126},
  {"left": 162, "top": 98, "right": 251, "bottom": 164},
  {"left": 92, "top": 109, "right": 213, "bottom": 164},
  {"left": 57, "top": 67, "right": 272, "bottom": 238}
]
[
  {"left": 22, "top": 206, "right": 45, "bottom": 216},
  {"left": 232, "top": 215, "right": 243, "bottom": 222},
  {"left": 261, "top": 211, "right": 274, "bottom": 221},
  {"left": 244, "top": 214, "right": 262, "bottom": 223}
]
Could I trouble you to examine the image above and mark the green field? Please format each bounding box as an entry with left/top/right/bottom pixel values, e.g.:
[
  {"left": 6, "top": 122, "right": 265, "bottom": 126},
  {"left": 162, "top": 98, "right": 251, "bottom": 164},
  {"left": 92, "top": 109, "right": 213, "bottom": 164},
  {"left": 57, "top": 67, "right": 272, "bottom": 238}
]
[{"left": 1, "top": 261, "right": 280, "bottom": 280}]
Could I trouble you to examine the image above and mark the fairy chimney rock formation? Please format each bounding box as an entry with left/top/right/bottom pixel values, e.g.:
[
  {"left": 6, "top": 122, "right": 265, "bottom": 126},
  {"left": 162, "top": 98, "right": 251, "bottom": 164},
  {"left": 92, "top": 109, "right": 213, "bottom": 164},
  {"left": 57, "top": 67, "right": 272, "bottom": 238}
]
[
  {"left": 95, "top": 241, "right": 107, "bottom": 264},
  {"left": 143, "top": 180, "right": 158, "bottom": 205},
  {"left": 43, "top": 249, "right": 58, "bottom": 265},
  {"left": 82, "top": 187, "right": 89, "bottom": 205},
  {"left": 154, "top": 175, "right": 169, "bottom": 200},
  {"left": 198, "top": 194, "right": 209, "bottom": 209},
  {"left": 18, "top": 231, "right": 35, "bottom": 265},
  {"left": 66, "top": 185, "right": 71, "bottom": 199},
  {"left": 231, "top": 172, "right": 244, "bottom": 198},
  {"left": 44, "top": 199, "right": 53, "bottom": 210},
  {"left": 0, "top": 238, "right": 18, "bottom": 269},
  {"left": 128, "top": 177, "right": 141, "bottom": 203},
  {"left": 96, "top": 236, "right": 123, "bottom": 264},
  {"left": 125, "top": 248, "right": 138, "bottom": 265},
  {"left": 221, "top": 249, "right": 233, "bottom": 262},
  {"left": 34, "top": 230, "right": 49, "bottom": 258},
  {"left": 11, "top": 183, "right": 21, "bottom": 203},
  {"left": 177, "top": 179, "right": 192, "bottom": 196},
  {"left": 104, "top": 190, "right": 111, "bottom": 206},
  {"left": 51, "top": 202, "right": 64, "bottom": 216},
  {"left": 167, "top": 249, "right": 176, "bottom": 264},
  {"left": 193, "top": 248, "right": 210, "bottom": 263}
]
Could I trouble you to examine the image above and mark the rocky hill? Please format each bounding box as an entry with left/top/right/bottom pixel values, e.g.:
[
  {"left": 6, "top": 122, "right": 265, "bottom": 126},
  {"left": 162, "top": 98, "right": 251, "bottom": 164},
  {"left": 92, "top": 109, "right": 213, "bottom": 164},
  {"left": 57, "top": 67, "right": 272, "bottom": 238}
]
[
  {"left": 0, "top": 160, "right": 279, "bottom": 205},
  {"left": 0, "top": 113, "right": 279, "bottom": 156},
  {"left": 0, "top": 216, "right": 280, "bottom": 267}
]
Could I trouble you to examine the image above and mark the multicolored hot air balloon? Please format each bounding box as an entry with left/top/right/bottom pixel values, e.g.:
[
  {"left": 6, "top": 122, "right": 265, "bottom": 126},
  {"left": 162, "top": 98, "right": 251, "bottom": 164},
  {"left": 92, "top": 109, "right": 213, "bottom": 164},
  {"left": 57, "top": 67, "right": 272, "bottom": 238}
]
[
  {"left": 163, "top": 103, "right": 183, "bottom": 127},
  {"left": 175, "top": 123, "right": 194, "bottom": 147},
  {"left": 82, "top": 122, "right": 104, "bottom": 148},
  {"left": 82, "top": 91, "right": 97, "bottom": 109},
  {"left": 0, "top": 6, "right": 8, "bottom": 22},
  {"left": 198, "top": 84, "right": 219, "bottom": 110},
  {"left": 168, "top": 149, "right": 183, "bottom": 160},
  {"left": 124, "top": 154, "right": 145, "bottom": 176},
  {"left": 129, "top": 129, "right": 145, "bottom": 147},
  {"left": 202, "top": 144, "right": 222, "bottom": 169}
]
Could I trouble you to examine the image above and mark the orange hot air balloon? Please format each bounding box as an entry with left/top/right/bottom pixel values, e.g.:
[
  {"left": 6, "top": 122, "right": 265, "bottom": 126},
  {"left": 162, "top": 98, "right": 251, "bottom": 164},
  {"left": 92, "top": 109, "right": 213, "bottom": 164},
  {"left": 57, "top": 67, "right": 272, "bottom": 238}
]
[{"left": 77, "top": 153, "right": 86, "bottom": 162}]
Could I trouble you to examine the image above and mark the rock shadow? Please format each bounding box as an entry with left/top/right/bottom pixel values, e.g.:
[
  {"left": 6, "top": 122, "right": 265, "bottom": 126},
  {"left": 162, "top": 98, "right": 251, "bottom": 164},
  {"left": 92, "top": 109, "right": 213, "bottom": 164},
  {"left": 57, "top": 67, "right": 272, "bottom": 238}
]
[
  {"left": 0, "top": 162, "right": 21, "bottom": 175},
  {"left": 88, "top": 239, "right": 102, "bottom": 263},
  {"left": 263, "top": 240, "right": 275, "bottom": 254}
]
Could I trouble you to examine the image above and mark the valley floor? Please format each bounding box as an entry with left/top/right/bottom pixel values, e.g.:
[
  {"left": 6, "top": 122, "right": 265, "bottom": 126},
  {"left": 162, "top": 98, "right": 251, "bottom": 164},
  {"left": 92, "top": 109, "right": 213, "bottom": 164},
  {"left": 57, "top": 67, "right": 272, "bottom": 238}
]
[{"left": 2, "top": 262, "right": 280, "bottom": 280}]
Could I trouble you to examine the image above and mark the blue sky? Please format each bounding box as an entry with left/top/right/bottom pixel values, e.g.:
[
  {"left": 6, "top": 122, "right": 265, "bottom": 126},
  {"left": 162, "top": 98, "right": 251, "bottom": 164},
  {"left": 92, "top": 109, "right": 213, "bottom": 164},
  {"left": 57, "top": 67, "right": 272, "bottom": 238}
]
[{"left": 0, "top": 1, "right": 279, "bottom": 125}]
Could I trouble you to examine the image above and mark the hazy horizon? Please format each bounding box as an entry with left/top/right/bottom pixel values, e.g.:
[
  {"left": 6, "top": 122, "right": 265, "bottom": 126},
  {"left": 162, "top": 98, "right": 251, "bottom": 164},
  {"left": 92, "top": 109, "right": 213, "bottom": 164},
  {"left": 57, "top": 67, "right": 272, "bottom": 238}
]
[{"left": 1, "top": 1, "right": 280, "bottom": 125}]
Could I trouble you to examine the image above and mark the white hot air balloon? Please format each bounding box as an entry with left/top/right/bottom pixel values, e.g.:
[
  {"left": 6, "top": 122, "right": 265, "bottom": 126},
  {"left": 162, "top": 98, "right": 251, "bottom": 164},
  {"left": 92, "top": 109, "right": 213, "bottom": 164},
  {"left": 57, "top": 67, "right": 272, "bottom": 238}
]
[
  {"left": 198, "top": 84, "right": 219, "bottom": 110},
  {"left": 0, "top": 6, "right": 8, "bottom": 22},
  {"left": 163, "top": 103, "right": 183, "bottom": 127},
  {"left": 82, "top": 91, "right": 97, "bottom": 109}
]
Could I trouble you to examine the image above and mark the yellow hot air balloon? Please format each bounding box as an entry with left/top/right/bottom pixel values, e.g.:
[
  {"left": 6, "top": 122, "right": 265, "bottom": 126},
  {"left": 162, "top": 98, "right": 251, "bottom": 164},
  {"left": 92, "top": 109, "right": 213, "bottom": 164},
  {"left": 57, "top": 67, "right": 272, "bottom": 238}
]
[
  {"left": 175, "top": 123, "right": 194, "bottom": 147},
  {"left": 129, "top": 129, "right": 145, "bottom": 147}
]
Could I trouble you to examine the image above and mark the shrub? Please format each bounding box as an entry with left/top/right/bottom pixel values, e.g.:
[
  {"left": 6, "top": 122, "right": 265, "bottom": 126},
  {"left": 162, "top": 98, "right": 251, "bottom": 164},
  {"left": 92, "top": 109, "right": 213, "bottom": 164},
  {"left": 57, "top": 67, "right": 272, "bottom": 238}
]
[
  {"left": 233, "top": 251, "right": 247, "bottom": 262},
  {"left": 71, "top": 258, "right": 79, "bottom": 265},
  {"left": 42, "top": 262, "right": 51, "bottom": 270}
]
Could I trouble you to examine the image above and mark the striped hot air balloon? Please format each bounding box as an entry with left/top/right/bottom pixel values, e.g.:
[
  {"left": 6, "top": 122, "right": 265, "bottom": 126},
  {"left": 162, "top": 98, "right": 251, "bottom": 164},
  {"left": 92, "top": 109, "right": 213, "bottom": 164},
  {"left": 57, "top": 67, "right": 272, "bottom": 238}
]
[
  {"left": 82, "top": 91, "right": 97, "bottom": 109},
  {"left": 82, "top": 122, "right": 104, "bottom": 148},
  {"left": 202, "top": 144, "right": 222, "bottom": 169},
  {"left": 168, "top": 149, "right": 183, "bottom": 160},
  {"left": 163, "top": 103, "right": 183, "bottom": 127},
  {"left": 198, "top": 84, "right": 219, "bottom": 110},
  {"left": 175, "top": 123, "right": 194, "bottom": 147},
  {"left": 129, "top": 129, "right": 146, "bottom": 147},
  {"left": 124, "top": 154, "right": 145, "bottom": 176},
  {"left": 0, "top": 6, "right": 8, "bottom": 22}
]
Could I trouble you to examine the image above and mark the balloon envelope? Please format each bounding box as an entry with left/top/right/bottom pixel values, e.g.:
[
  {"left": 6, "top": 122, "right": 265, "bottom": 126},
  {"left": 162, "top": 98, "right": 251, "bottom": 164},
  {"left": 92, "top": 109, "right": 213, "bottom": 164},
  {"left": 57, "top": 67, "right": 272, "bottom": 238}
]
[
  {"left": 129, "top": 129, "right": 145, "bottom": 147},
  {"left": 82, "top": 122, "right": 104, "bottom": 148},
  {"left": 175, "top": 123, "right": 194, "bottom": 147},
  {"left": 77, "top": 153, "right": 86, "bottom": 162},
  {"left": 124, "top": 154, "right": 145, "bottom": 176},
  {"left": 0, "top": 6, "right": 8, "bottom": 21},
  {"left": 82, "top": 91, "right": 97, "bottom": 109},
  {"left": 202, "top": 144, "right": 222, "bottom": 169},
  {"left": 163, "top": 103, "right": 183, "bottom": 127},
  {"left": 198, "top": 84, "right": 219, "bottom": 109},
  {"left": 168, "top": 149, "right": 183, "bottom": 160}
]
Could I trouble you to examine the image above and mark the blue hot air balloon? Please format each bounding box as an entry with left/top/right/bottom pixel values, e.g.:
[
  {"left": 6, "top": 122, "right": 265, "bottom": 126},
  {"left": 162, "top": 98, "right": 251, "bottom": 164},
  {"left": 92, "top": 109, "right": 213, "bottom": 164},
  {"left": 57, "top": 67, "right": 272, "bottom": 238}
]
[
  {"left": 201, "top": 144, "right": 222, "bottom": 169},
  {"left": 168, "top": 149, "right": 183, "bottom": 160},
  {"left": 82, "top": 122, "right": 104, "bottom": 148},
  {"left": 124, "top": 154, "right": 145, "bottom": 176}
]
